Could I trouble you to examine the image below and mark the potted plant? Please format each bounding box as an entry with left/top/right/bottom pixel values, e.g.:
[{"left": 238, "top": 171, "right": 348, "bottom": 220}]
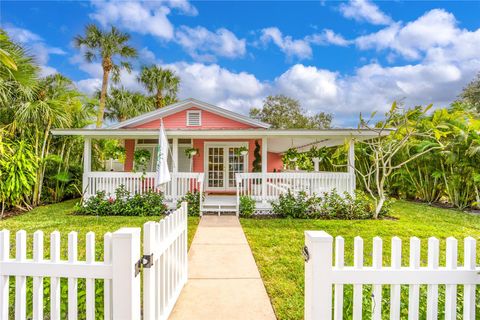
[
  {"left": 236, "top": 146, "right": 249, "bottom": 156},
  {"left": 185, "top": 147, "right": 199, "bottom": 159},
  {"left": 133, "top": 149, "right": 151, "bottom": 174}
]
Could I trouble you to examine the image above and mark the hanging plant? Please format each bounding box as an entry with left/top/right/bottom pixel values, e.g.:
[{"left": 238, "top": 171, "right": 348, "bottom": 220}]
[
  {"left": 133, "top": 149, "right": 151, "bottom": 173},
  {"left": 282, "top": 148, "right": 299, "bottom": 170},
  {"left": 235, "top": 146, "right": 249, "bottom": 156},
  {"left": 185, "top": 147, "right": 199, "bottom": 159}
]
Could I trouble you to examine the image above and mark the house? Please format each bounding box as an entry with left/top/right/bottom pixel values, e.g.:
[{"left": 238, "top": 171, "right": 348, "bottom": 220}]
[{"left": 52, "top": 98, "right": 379, "bottom": 215}]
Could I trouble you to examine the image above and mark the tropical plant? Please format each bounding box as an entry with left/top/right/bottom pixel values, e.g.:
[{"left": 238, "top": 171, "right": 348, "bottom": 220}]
[
  {"left": 239, "top": 195, "right": 256, "bottom": 217},
  {"left": 105, "top": 86, "right": 153, "bottom": 122},
  {"left": 0, "top": 137, "right": 38, "bottom": 217},
  {"left": 138, "top": 65, "right": 180, "bottom": 109},
  {"left": 74, "top": 24, "right": 137, "bottom": 128}
]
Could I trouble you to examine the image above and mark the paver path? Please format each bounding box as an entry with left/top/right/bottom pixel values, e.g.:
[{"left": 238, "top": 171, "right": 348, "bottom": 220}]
[{"left": 169, "top": 215, "right": 277, "bottom": 320}]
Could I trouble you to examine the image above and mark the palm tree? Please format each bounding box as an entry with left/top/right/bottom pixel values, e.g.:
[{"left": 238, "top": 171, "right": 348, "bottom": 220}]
[
  {"left": 138, "top": 65, "right": 180, "bottom": 109},
  {"left": 105, "top": 87, "right": 154, "bottom": 122},
  {"left": 74, "top": 24, "right": 137, "bottom": 128}
]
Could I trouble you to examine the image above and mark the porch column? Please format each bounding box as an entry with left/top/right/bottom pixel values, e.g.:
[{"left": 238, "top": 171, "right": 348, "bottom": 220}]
[
  {"left": 262, "top": 137, "right": 268, "bottom": 204},
  {"left": 347, "top": 139, "right": 356, "bottom": 194},
  {"left": 172, "top": 137, "right": 178, "bottom": 201},
  {"left": 83, "top": 137, "right": 92, "bottom": 196}
]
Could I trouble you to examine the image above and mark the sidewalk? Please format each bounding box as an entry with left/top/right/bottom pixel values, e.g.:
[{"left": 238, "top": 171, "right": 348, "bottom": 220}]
[{"left": 169, "top": 216, "right": 276, "bottom": 320}]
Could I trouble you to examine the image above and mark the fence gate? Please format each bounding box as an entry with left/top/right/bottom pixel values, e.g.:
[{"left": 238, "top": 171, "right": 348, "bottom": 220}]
[
  {"left": 0, "top": 202, "right": 188, "bottom": 320},
  {"left": 304, "top": 231, "right": 480, "bottom": 320}
]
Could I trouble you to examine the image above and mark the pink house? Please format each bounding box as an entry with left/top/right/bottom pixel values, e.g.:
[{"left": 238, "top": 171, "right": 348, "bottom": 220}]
[{"left": 53, "top": 98, "right": 378, "bottom": 214}]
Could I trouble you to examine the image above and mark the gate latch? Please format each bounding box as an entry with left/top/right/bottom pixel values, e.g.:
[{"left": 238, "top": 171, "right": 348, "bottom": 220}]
[
  {"left": 134, "top": 254, "right": 154, "bottom": 277},
  {"left": 302, "top": 246, "right": 310, "bottom": 262}
]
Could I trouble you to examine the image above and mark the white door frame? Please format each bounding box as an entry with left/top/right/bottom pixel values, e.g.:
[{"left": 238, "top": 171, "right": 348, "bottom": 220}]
[{"left": 204, "top": 142, "right": 249, "bottom": 191}]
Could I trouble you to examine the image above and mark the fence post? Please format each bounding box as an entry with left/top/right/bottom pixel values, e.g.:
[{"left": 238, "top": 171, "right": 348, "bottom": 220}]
[
  {"left": 304, "top": 231, "right": 333, "bottom": 320},
  {"left": 112, "top": 227, "right": 141, "bottom": 320}
]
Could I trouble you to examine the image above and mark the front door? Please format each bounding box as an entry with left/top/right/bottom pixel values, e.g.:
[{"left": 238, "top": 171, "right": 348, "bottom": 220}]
[{"left": 206, "top": 144, "right": 248, "bottom": 191}]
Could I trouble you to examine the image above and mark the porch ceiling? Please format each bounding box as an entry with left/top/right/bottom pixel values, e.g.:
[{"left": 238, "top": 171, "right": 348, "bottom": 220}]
[{"left": 52, "top": 128, "right": 389, "bottom": 153}]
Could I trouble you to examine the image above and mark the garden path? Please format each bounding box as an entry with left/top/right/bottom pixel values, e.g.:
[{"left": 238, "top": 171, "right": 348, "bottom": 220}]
[{"left": 169, "top": 215, "right": 276, "bottom": 320}]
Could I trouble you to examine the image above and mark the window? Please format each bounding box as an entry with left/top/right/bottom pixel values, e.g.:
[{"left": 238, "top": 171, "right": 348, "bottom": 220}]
[{"left": 187, "top": 110, "right": 201, "bottom": 126}]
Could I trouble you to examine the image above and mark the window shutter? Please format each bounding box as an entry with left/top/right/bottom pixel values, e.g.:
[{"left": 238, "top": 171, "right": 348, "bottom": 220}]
[{"left": 187, "top": 111, "right": 201, "bottom": 126}]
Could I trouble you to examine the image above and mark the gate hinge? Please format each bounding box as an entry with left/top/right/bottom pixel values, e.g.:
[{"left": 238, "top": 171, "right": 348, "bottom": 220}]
[
  {"left": 302, "top": 246, "right": 310, "bottom": 262},
  {"left": 134, "top": 254, "right": 154, "bottom": 277}
]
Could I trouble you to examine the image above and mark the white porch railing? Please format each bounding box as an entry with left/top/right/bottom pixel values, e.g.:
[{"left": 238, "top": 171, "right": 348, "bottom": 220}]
[
  {"left": 304, "top": 231, "right": 480, "bottom": 320},
  {"left": 83, "top": 171, "right": 204, "bottom": 205},
  {"left": 236, "top": 172, "right": 355, "bottom": 204}
]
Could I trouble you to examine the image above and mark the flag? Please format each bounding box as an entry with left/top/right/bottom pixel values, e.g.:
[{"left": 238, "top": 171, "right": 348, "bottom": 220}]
[{"left": 155, "top": 119, "right": 171, "bottom": 186}]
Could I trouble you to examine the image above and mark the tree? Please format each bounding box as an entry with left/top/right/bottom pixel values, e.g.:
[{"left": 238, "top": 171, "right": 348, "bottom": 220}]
[
  {"left": 74, "top": 24, "right": 137, "bottom": 128},
  {"left": 138, "top": 65, "right": 180, "bottom": 109},
  {"left": 105, "top": 87, "right": 154, "bottom": 122},
  {"left": 460, "top": 72, "right": 480, "bottom": 113},
  {"left": 355, "top": 102, "right": 448, "bottom": 218},
  {"left": 250, "top": 95, "right": 332, "bottom": 129}
]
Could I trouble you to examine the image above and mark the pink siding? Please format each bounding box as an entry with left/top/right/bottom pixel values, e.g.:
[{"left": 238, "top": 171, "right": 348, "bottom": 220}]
[
  {"left": 130, "top": 107, "right": 257, "bottom": 129},
  {"left": 124, "top": 139, "right": 135, "bottom": 172}
]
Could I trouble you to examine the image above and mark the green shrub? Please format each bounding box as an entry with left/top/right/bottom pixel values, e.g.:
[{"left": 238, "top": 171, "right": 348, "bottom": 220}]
[
  {"left": 75, "top": 185, "right": 167, "bottom": 216},
  {"left": 177, "top": 190, "right": 204, "bottom": 216},
  {"left": 270, "top": 189, "right": 392, "bottom": 219},
  {"left": 239, "top": 195, "right": 256, "bottom": 217}
]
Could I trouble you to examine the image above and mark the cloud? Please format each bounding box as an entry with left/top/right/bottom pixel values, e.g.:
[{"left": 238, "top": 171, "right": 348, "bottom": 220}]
[
  {"left": 260, "top": 27, "right": 313, "bottom": 60},
  {"left": 306, "top": 29, "right": 351, "bottom": 46},
  {"left": 339, "top": 0, "right": 393, "bottom": 25},
  {"left": 175, "top": 26, "right": 246, "bottom": 61},
  {"left": 356, "top": 9, "right": 461, "bottom": 60},
  {"left": 3, "top": 24, "right": 65, "bottom": 76},
  {"left": 89, "top": 0, "right": 197, "bottom": 40}
]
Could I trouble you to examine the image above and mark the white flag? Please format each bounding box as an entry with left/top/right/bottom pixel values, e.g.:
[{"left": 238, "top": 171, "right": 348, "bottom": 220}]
[{"left": 155, "top": 119, "right": 171, "bottom": 186}]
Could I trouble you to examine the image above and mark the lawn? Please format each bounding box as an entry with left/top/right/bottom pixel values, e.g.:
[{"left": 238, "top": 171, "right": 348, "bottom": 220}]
[
  {"left": 241, "top": 200, "right": 480, "bottom": 320},
  {"left": 0, "top": 199, "right": 200, "bottom": 259}
]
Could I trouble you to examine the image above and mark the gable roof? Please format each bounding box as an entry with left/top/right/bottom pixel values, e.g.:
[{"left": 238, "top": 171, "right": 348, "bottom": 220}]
[{"left": 107, "top": 98, "right": 271, "bottom": 129}]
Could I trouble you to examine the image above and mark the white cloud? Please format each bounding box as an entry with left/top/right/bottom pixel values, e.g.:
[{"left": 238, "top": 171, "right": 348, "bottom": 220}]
[
  {"left": 260, "top": 27, "right": 313, "bottom": 60},
  {"left": 356, "top": 9, "right": 460, "bottom": 60},
  {"left": 175, "top": 26, "right": 246, "bottom": 61},
  {"left": 339, "top": 0, "right": 393, "bottom": 25},
  {"left": 307, "top": 29, "right": 351, "bottom": 46},
  {"left": 3, "top": 24, "right": 66, "bottom": 74},
  {"left": 89, "top": 0, "right": 193, "bottom": 40}
]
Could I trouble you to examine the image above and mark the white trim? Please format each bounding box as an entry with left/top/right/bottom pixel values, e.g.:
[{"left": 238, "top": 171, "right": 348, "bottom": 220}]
[
  {"left": 186, "top": 110, "right": 201, "bottom": 126},
  {"left": 204, "top": 142, "right": 249, "bottom": 192},
  {"left": 107, "top": 98, "right": 270, "bottom": 129}
]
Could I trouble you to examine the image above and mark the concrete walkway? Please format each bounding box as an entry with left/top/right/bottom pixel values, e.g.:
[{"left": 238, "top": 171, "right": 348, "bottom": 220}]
[{"left": 169, "top": 216, "right": 277, "bottom": 320}]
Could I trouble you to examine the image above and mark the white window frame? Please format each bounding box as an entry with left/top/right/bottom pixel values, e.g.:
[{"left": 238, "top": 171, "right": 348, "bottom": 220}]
[{"left": 186, "top": 110, "right": 202, "bottom": 126}]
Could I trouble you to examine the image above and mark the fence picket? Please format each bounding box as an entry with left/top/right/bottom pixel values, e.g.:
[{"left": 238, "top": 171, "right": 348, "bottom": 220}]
[
  {"left": 86, "top": 232, "right": 95, "bottom": 320},
  {"left": 463, "top": 237, "right": 476, "bottom": 319},
  {"left": 50, "top": 231, "right": 61, "bottom": 320},
  {"left": 68, "top": 231, "right": 78, "bottom": 320},
  {"left": 445, "top": 237, "right": 458, "bottom": 320},
  {"left": 333, "top": 237, "right": 344, "bottom": 320},
  {"left": 390, "top": 237, "right": 401, "bottom": 320},
  {"left": 426, "top": 237, "right": 439, "bottom": 320},
  {"left": 103, "top": 232, "right": 112, "bottom": 320},
  {"left": 15, "top": 230, "right": 27, "bottom": 320},
  {"left": 372, "top": 237, "right": 382, "bottom": 320},
  {"left": 408, "top": 237, "right": 421, "bottom": 320},
  {"left": 32, "top": 231, "right": 44, "bottom": 320},
  {"left": 353, "top": 236, "right": 363, "bottom": 320},
  {"left": 143, "top": 222, "right": 156, "bottom": 320}
]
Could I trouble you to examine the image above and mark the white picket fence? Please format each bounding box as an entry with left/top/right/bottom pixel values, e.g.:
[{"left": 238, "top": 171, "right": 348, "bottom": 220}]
[
  {"left": 0, "top": 203, "right": 188, "bottom": 319},
  {"left": 304, "top": 231, "right": 480, "bottom": 320}
]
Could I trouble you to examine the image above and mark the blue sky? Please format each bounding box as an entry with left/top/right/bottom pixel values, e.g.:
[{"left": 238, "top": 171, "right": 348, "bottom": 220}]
[{"left": 2, "top": 0, "right": 480, "bottom": 126}]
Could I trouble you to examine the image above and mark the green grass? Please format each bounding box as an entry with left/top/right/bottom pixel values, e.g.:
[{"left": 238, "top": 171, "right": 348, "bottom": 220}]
[
  {"left": 0, "top": 199, "right": 200, "bottom": 318},
  {"left": 241, "top": 200, "right": 480, "bottom": 319}
]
